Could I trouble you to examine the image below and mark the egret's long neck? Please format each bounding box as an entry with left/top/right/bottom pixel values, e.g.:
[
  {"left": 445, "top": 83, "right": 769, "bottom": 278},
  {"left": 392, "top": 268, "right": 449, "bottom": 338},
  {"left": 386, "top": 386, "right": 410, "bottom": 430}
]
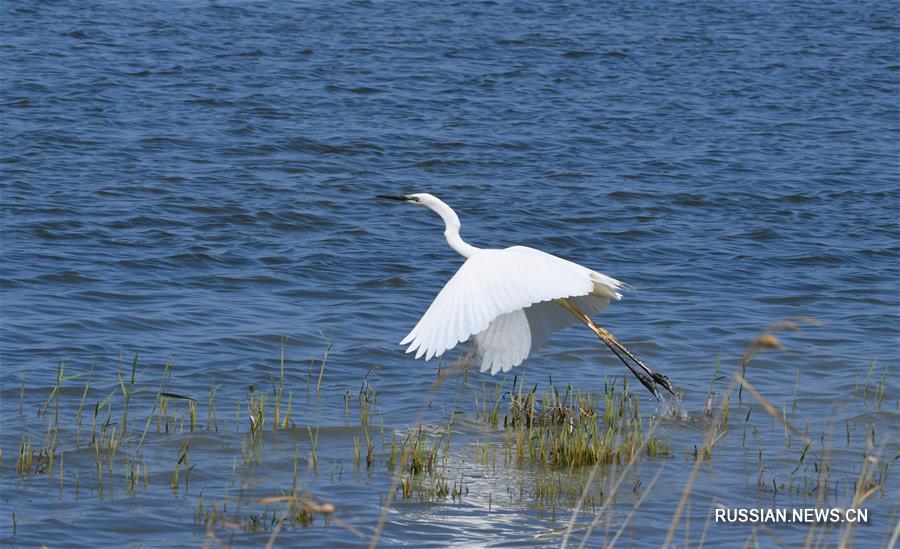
[{"left": 426, "top": 199, "right": 480, "bottom": 259}]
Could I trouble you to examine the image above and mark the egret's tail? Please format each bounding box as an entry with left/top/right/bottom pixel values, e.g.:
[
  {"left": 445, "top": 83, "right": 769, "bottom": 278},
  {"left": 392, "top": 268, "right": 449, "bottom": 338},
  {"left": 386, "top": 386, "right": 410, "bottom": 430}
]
[{"left": 589, "top": 271, "right": 628, "bottom": 301}]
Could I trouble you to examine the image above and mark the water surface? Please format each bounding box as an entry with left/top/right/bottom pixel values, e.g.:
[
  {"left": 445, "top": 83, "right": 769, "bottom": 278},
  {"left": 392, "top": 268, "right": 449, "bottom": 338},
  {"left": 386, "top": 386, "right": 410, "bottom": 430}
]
[{"left": 2, "top": 1, "right": 898, "bottom": 547}]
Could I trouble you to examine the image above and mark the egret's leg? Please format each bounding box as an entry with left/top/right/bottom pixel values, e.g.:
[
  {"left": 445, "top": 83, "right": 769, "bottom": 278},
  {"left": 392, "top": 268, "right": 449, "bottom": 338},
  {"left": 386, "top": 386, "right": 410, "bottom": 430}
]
[{"left": 556, "top": 299, "right": 676, "bottom": 400}]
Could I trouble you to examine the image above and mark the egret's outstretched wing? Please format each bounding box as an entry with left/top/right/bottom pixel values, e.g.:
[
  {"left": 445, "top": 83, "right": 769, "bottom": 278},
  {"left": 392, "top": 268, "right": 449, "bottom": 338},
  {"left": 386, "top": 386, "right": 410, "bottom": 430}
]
[{"left": 400, "top": 246, "right": 625, "bottom": 368}]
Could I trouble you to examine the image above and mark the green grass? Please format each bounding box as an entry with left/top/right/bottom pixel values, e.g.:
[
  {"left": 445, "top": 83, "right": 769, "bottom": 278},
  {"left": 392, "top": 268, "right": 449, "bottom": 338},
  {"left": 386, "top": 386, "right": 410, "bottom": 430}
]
[{"left": 4, "top": 335, "right": 896, "bottom": 548}]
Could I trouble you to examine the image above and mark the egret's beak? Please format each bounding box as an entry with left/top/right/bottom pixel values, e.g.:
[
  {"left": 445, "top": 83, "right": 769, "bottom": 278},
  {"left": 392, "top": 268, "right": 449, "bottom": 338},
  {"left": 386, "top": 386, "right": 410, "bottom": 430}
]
[{"left": 376, "top": 195, "right": 411, "bottom": 202}]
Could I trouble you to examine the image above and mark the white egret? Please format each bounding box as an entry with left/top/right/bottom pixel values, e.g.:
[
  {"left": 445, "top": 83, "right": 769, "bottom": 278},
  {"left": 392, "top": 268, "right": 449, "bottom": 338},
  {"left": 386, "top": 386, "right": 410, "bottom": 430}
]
[{"left": 378, "top": 193, "right": 674, "bottom": 399}]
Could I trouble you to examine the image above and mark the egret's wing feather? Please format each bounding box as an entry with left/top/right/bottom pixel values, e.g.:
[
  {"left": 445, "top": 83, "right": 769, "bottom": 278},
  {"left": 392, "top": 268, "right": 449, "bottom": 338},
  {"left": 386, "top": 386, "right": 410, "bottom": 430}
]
[
  {"left": 474, "top": 309, "right": 531, "bottom": 375},
  {"left": 401, "top": 246, "right": 621, "bottom": 363},
  {"left": 470, "top": 295, "right": 609, "bottom": 375}
]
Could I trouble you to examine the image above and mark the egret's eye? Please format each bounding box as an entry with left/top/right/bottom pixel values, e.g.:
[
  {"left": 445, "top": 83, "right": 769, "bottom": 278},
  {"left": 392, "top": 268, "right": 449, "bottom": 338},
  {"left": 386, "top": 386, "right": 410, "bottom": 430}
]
[{"left": 406, "top": 195, "right": 421, "bottom": 203}]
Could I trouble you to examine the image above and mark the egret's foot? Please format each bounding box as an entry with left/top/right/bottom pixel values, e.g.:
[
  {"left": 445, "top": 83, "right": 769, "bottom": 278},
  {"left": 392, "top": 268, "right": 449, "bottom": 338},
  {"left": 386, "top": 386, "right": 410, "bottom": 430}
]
[
  {"left": 602, "top": 333, "right": 676, "bottom": 397},
  {"left": 650, "top": 371, "right": 676, "bottom": 396},
  {"left": 624, "top": 361, "right": 663, "bottom": 401},
  {"left": 596, "top": 331, "right": 667, "bottom": 401},
  {"left": 595, "top": 326, "right": 675, "bottom": 400}
]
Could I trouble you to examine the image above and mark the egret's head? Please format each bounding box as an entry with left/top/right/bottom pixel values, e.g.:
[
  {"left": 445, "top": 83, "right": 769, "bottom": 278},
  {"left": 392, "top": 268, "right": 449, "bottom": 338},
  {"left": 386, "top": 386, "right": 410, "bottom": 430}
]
[
  {"left": 376, "top": 192, "right": 472, "bottom": 255},
  {"left": 376, "top": 193, "right": 436, "bottom": 206}
]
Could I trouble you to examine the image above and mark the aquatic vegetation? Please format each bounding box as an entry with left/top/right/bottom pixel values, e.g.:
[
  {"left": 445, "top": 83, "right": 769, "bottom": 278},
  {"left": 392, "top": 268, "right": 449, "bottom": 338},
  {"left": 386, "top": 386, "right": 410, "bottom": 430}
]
[
  {"left": 2, "top": 337, "right": 896, "bottom": 548},
  {"left": 481, "top": 375, "right": 671, "bottom": 471}
]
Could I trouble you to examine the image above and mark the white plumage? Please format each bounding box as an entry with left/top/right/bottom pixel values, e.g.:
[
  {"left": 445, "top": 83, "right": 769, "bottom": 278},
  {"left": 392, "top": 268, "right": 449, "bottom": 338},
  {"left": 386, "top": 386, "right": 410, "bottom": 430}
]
[
  {"left": 379, "top": 192, "right": 674, "bottom": 400},
  {"left": 379, "top": 193, "right": 627, "bottom": 376},
  {"left": 400, "top": 246, "right": 625, "bottom": 374}
]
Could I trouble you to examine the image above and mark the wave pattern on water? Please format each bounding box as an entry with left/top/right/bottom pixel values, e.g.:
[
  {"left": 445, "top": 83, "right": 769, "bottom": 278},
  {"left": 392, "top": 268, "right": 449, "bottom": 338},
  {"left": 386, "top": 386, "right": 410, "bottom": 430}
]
[{"left": 1, "top": 0, "right": 898, "bottom": 547}]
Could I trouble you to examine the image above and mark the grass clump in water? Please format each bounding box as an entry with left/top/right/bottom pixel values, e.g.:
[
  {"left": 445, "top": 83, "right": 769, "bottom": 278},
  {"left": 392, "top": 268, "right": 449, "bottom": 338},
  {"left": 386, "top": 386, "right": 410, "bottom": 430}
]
[{"left": 485, "top": 375, "right": 670, "bottom": 469}]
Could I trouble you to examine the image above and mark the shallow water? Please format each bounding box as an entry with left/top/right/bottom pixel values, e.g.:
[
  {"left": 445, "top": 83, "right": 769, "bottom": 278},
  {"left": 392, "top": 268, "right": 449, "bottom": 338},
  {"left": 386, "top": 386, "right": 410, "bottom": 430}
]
[{"left": 1, "top": 0, "right": 898, "bottom": 547}]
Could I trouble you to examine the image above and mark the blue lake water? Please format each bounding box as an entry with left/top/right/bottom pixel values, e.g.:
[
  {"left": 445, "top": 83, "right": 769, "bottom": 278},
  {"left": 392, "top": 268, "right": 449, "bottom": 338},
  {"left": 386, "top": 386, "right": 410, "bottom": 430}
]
[{"left": 2, "top": 1, "right": 898, "bottom": 547}]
